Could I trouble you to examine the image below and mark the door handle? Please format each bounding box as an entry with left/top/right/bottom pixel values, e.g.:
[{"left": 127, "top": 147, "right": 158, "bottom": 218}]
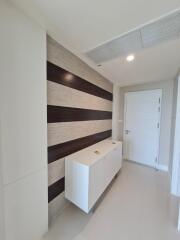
[{"left": 125, "top": 130, "right": 131, "bottom": 134}]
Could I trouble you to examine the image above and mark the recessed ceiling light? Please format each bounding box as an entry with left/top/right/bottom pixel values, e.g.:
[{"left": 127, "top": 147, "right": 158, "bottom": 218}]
[{"left": 126, "top": 54, "right": 135, "bottom": 62}]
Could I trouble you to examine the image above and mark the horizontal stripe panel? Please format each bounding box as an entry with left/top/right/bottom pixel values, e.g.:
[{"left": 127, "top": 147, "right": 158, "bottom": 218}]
[
  {"left": 47, "top": 81, "right": 112, "bottom": 111},
  {"left": 48, "top": 158, "right": 65, "bottom": 186},
  {"left": 48, "top": 130, "right": 112, "bottom": 163},
  {"left": 47, "top": 105, "right": 112, "bottom": 123},
  {"left": 48, "top": 120, "right": 112, "bottom": 147},
  {"left": 48, "top": 177, "right": 65, "bottom": 202},
  {"left": 47, "top": 61, "right": 113, "bottom": 101},
  {"left": 47, "top": 36, "right": 113, "bottom": 93}
]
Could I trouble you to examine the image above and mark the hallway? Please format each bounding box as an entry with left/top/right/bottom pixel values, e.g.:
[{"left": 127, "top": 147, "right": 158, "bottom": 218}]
[{"left": 44, "top": 161, "right": 180, "bottom": 240}]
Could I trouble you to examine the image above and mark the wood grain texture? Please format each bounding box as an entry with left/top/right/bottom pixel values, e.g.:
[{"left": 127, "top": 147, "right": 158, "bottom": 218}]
[
  {"left": 48, "top": 130, "right": 112, "bottom": 163},
  {"left": 47, "top": 61, "right": 113, "bottom": 101},
  {"left": 47, "top": 81, "right": 112, "bottom": 111},
  {"left": 47, "top": 36, "right": 113, "bottom": 93},
  {"left": 48, "top": 158, "right": 65, "bottom": 186},
  {"left": 47, "top": 105, "right": 112, "bottom": 123},
  {"left": 48, "top": 177, "right": 65, "bottom": 202},
  {"left": 48, "top": 120, "right": 112, "bottom": 146}
]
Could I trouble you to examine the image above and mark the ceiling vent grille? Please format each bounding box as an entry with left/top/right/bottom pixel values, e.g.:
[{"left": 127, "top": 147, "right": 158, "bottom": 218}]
[
  {"left": 141, "top": 11, "right": 180, "bottom": 47},
  {"left": 86, "top": 31, "right": 142, "bottom": 64},
  {"left": 85, "top": 10, "right": 180, "bottom": 64}
]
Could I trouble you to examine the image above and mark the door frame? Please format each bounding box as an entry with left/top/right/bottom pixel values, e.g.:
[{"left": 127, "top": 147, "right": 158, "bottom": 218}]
[{"left": 123, "top": 89, "right": 162, "bottom": 169}]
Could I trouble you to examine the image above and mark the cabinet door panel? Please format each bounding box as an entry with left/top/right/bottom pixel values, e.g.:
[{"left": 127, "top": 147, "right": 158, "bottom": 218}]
[
  {"left": 114, "top": 145, "right": 122, "bottom": 172},
  {"left": 104, "top": 151, "right": 115, "bottom": 188},
  {"left": 89, "top": 159, "right": 104, "bottom": 210}
]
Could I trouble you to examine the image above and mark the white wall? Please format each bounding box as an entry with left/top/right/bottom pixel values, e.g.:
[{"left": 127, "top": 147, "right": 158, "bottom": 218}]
[
  {"left": 0, "top": 180, "right": 5, "bottom": 240},
  {"left": 0, "top": 1, "right": 48, "bottom": 240},
  {"left": 178, "top": 206, "right": 180, "bottom": 231},
  {"left": 171, "top": 74, "right": 180, "bottom": 196},
  {"left": 112, "top": 84, "right": 121, "bottom": 141},
  {"left": 169, "top": 77, "right": 178, "bottom": 177},
  {"left": 0, "top": 125, "right": 5, "bottom": 240},
  {"left": 117, "top": 79, "right": 174, "bottom": 168}
]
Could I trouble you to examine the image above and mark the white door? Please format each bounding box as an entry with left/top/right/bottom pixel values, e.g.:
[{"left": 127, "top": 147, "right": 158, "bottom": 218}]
[{"left": 123, "top": 90, "right": 162, "bottom": 168}]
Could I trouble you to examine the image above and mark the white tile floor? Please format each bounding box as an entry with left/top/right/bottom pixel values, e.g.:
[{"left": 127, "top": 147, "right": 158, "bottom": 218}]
[{"left": 44, "top": 161, "right": 180, "bottom": 240}]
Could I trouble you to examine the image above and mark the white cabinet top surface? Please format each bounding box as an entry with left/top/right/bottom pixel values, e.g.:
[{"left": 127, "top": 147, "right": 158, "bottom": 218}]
[{"left": 65, "top": 139, "right": 122, "bottom": 166}]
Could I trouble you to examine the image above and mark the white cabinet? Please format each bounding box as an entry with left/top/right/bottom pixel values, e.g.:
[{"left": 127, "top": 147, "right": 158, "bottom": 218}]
[{"left": 65, "top": 139, "right": 122, "bottom": 213}]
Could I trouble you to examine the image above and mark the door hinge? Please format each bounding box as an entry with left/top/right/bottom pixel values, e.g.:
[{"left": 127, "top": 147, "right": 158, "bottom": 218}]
[
  {"left": 159, "top": 98, "right": 161, "bottom": 104},
  {"left": 155, "top": 157, "right": 158, "bottom": 163},
  {"left": 157, "top": 123, "right": 160, "bottom": 128},
  {"left": 158, "top": 107, "right": 161, "bottom": 112}
]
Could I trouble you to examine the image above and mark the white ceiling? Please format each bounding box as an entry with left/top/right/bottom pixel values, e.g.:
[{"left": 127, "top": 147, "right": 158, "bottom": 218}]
[
  {"left": 86, "top": 10, "right": 180, "bottom": 64},
  {"left": 98, "top": 38, "right": 180, "bottom": 86},
  {"left": 11, "top": 0, "right": 180, "bottom": 86}
]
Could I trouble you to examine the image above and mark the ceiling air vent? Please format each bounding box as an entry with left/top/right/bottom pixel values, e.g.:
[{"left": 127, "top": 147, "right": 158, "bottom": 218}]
[
  {"left": 86, "top": 30, "right": 142, "bottom": 64},
  {"left": 85, "top": 10, "right": 180, "bottom": 64},
  {"left": 141, "top": 11, "right": 180, "bottom": 47}
]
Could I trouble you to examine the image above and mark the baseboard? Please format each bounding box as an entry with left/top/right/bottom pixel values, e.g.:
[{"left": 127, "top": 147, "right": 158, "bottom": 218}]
[{"left": 156, "top": 164, "right": 168, "bottom": 172}]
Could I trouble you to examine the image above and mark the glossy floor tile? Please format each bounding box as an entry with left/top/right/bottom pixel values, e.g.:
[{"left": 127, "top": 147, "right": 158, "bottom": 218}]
[{"left": 44, "top": 161, "right": 180, "bottom": 240}]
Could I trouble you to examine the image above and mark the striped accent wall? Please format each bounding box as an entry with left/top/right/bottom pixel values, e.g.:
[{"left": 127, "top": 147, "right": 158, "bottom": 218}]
[{"left": 47, "top": 36, "right": 113, "bottom": 219}]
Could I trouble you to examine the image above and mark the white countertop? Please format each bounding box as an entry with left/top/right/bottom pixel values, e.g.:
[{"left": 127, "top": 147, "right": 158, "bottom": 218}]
[{"left": 65, "top": 139, "right": 122, "bottom": 166}]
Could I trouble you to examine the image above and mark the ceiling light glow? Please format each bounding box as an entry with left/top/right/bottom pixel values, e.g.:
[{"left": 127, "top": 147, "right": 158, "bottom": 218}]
[{"left": 126, "top": 54, "right": 135, "bottom": 62}]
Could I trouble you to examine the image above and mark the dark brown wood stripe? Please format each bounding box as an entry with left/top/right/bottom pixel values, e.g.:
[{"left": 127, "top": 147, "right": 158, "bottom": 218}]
[
  {"left": 47, "top": 105, "right": 112, "bottom": 123},
  {"left": 48, "top": 177, "right": 65, "bottom": 202},
  {"left": 47, "top": 61, "right": 113, "bottom": 101},
  {"left": 48, "top": 130, "right": 112, "bottom": 163}
]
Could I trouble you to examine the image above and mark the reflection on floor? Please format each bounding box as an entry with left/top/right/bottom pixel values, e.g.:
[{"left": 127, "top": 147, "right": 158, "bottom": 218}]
[{"left": 44, "top": 161, "right": 180, "bottom": 240}]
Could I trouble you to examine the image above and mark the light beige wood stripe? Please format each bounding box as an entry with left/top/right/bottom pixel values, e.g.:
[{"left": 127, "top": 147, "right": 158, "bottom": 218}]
[
  {"left": 47, "top": 81, "right": 112, "bottom": 111},
  {"left": 48, "top": 120, "right": 112, "bottom": 147},
  {"left": 48, "top": 158, "right": 65, "bottom": 186}
]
